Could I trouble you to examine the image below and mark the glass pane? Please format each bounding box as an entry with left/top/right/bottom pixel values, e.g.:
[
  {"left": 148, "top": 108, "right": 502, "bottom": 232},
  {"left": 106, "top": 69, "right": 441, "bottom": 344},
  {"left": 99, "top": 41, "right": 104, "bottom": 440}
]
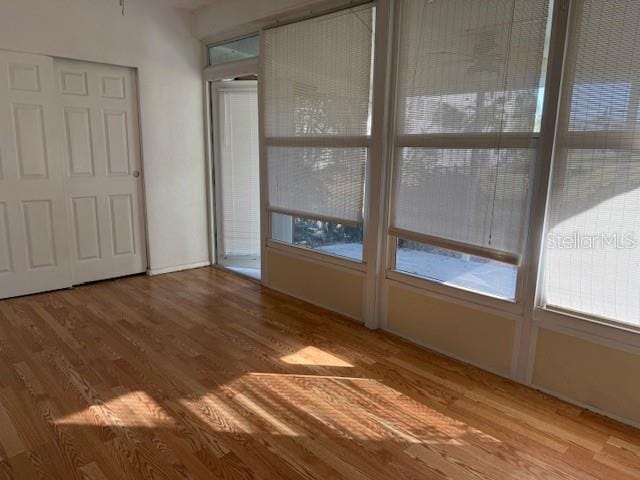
[
  {"left": 268, "top": 146, "right": 367, "bottom": 223},
  {"left": 272, "top": 213, "right": 363, "bottom": 262},
  {"left": 396, "top": 0, "right": 550, "bottom": 134},
  {"left": 393, "top": 148, "right": 534, "bottom": 255},
  {"left": 209, "top": 35, "right": 260, "bottom": 66},
  {"left": 543, "top": 0, "right": 640, "bottom": 327},
  {"left": 396, "top": 239, "right": 517, "bottom": 300},
  {"left": 544, "top": 149, "right": 640, "bottom": 326},
  {"left": 263, "top": 5, "right": 374, "bottom": 137}
]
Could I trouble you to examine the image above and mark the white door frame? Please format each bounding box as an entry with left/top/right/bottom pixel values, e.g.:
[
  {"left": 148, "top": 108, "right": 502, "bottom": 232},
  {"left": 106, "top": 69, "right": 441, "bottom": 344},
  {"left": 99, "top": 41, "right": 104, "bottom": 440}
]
[{"left": 203, "top": 57, "right": 260, "bottom": 277}]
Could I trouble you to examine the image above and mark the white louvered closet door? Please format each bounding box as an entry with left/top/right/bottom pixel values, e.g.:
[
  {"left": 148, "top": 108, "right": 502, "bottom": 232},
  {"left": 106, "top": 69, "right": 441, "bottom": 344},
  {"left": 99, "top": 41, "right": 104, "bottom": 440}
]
[
  {"left": 215, "top": 81, "right": 260, "bottom": 259},
  {"left": 0, "top": 50, "right": 73, "bottom": 299}
]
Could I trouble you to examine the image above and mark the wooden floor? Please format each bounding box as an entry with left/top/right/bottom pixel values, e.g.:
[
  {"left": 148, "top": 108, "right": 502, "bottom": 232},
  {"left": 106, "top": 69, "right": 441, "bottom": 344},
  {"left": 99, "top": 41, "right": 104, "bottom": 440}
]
[{"left": 0, "top": 268, "right": 638, "bottom": 480}]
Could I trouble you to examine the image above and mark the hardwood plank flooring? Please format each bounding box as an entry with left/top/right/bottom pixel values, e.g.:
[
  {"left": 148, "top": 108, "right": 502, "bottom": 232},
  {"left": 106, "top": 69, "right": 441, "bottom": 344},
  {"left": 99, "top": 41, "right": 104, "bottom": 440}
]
[{"left": 0, "top": 267, "right": 638, "bottom": 479}]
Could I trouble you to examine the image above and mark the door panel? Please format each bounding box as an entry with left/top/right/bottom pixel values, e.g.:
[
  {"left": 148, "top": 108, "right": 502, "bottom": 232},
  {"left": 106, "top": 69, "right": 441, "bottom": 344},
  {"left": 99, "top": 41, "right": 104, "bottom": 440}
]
[
  {"left": 104, "top": 110, "right": 131, "bottom": 175},
  {"left": 13, "top": 104, "right": 49, "bottom": 178},
  {"left": 0, "top": 203, "right": 13, "bottom": 273},
  {"left": 101, "top": 76, "right": 126, "bottom": 99},
  {"left": 60, "top": 70, "right": 88, "bottom": 96},
  {"left": 109, "top": 194, "right": 136, "bottom": 256},
  {"left": 22, "top": 200, "right": 57, "bottom": 268},
  {"left": 64, "top": 107, "right": 95, "bottom": 176},
  {"left": 71, "top": 196, "right": 101, "bottom": 261},
  {"left": 55, "top": 59, "right": 146, "bottom": 284},
  {"left": 8, "top": 63, "right": 41, "bottom": 92},
  {"left": 0, "top": 50, "right": 73, "bottom": 299}
]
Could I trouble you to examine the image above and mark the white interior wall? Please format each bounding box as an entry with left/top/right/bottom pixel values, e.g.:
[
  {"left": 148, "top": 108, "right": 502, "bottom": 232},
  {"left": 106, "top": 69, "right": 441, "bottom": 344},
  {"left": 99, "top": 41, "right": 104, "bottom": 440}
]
[{"left": 0, "top": 0, "right": 209, "bottom": 274}]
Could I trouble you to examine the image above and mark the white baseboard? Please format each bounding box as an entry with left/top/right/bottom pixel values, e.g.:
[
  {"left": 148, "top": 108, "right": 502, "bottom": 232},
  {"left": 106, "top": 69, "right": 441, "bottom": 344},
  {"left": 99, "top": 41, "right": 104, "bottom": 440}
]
[{"left": 147, "top": 260, "right": 211, "bottom": 276}]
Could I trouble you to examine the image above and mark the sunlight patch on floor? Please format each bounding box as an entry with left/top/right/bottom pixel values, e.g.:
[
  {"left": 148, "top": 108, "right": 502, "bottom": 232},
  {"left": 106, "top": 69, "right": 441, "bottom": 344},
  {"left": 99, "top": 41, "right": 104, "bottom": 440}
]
[
  {"left": 215, "top": 371, "right": 494, "bottom": 446},
  {"left": 248, "top": 372, "right": 370, "bottom": 381},
  {"left": 281, "top": 346, "right": 353, "bottom": 367},
  {"left": 52, "top": 373, "right": 499, "bottom": 450},
  {"left": 54, "top": 390, "right": 175, "bottom": 428},
  {"left": 179, "top": 393, "right": 259, "bottom": 435}
]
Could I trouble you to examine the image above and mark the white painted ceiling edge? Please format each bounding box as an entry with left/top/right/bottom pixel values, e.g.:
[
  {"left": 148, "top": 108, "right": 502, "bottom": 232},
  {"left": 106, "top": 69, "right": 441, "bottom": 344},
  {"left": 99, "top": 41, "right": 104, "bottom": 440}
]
[
  {"left": 194, "top": 0, "right": 323, "bottom": 41},
  {"left": 0, "top": 0, "right": 210, "bottom": 274},
  {"left": 138, "top": 0, "right": 218, "bottom": 11}
]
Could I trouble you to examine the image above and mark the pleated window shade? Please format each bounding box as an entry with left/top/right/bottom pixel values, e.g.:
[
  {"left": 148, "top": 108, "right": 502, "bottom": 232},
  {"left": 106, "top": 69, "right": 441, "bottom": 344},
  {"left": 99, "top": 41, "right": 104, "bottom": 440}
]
[
  {"left": 391, "top": 0, "right": 550, "bottom": 259},
  {"left": 263, "top": 4, "right": 374, "bottom": 223},
  {"left": 543, "top": 0, "right": 640, "bottom": 325}
]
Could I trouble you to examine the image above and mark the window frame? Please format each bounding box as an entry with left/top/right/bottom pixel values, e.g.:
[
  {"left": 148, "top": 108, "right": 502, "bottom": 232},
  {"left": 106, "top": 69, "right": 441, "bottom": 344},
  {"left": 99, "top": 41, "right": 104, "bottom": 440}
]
[
  {"left": 534, "top": 0, "right": 640, "bottom": 334},
  {"left": 376, "top": 0, "right": 640, "bottom": 372},
  {"left": 243, "top": 0, "right": 640, "bottom": 340},
  {"left": 382, "top": 0, "right": 555, "bottom": 311},
  {"left": 259, "top": 1, "right": 378, "bottom": 276},
  {"left": 207, "top": 33, "right": 261, "bottom": 67}
]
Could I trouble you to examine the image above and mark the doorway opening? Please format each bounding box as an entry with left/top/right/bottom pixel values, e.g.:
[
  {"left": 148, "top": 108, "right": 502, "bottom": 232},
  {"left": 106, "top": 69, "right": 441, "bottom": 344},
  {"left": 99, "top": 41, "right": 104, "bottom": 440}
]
[{"left": 210, "top": 75, "right": 261, "bottom": 280}]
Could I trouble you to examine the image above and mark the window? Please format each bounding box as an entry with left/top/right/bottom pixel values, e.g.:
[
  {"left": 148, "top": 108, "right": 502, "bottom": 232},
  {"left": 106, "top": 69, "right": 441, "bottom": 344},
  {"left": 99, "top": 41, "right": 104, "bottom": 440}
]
[
  {"left": 262, "top": 4, "right": 375, "bottom": 262},
  {"left": 542, "top": 0, "right": 640, "bottom": 327},
  {"left": 272, "top": 213, "right": 363, "bottom": 261},
  {"left": 397, "top": 239, "right": 517, "bottom": 300},
  {"left": 389, "top": 0, "right": 551, "bottom": 299},
  {"left": 250, "top": 0, "right": 640, "bottom": 333},
  {"left": 208, "top": 35, "right": 260, "bottom": 66}
]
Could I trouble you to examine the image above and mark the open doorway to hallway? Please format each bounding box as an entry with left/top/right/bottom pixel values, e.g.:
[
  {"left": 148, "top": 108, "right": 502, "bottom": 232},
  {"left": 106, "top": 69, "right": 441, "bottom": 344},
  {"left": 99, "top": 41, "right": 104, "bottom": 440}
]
[{"left": 211, "top": 77, "right": 261, "bottom": 280}]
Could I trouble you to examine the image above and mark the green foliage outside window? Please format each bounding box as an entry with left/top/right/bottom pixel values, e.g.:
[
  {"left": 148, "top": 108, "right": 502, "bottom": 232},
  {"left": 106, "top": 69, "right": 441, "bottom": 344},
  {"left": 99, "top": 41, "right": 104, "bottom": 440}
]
[{"left": 292, "top": 217, "right": 363, "bottom": 248}]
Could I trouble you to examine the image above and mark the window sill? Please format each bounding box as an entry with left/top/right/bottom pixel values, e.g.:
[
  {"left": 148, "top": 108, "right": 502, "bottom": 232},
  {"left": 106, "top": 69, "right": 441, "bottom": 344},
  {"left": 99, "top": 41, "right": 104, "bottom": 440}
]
[
  {"left": 385, "top": 269, "right": 524, "bottom": 319},
  {"left": 534, "top": 306, "right": 640, "bottom": 353},
  {"left": 266, "top": 239, "right": 367, "bottom": 274}
]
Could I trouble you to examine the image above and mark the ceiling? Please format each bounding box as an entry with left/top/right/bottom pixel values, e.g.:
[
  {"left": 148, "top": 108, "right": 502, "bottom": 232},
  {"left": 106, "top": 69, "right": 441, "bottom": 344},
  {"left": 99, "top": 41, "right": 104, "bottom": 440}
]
[
  {"left": 130, "top": 0, "right": 219, "bottom": 12},
  {"left": 171, "top": 0, "right": 218, "bottom": 10}
]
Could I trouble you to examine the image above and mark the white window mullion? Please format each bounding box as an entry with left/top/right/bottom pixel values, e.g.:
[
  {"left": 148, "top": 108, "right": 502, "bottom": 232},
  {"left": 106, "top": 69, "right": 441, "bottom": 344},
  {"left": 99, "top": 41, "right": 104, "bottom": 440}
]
[
  {"left": 389, "top": 226, "right": 520, "bottom": 265},
  {"left": 267, "top": 206, "right": 363, "bottom": 227},
  {"left": 396, "top": 133, "right": 539, "bottom": 150},
  {"left": 264, "top": 136, "right": 371, "bottom": 148}
]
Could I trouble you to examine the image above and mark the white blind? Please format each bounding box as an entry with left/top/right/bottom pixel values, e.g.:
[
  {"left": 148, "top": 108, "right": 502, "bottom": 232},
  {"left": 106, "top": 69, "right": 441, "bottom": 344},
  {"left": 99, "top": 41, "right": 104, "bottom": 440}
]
[
  {"left": 394, "top": 148, "right": 534, "bottom": 254},
  {"left": 544, "top": 0, "right": 640, "bottom": 325},
  {"left": 218, "top": 85, "right": 261, "bottom": 257},
  {"left": 263, "top": 4, "right": 374, "bottom": 223},
  {"left": 268, "top": 147, "right": 367, "bottom": 222},
  {"left": 391, "top": 0, "right": 549, "bottom": 257}
]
